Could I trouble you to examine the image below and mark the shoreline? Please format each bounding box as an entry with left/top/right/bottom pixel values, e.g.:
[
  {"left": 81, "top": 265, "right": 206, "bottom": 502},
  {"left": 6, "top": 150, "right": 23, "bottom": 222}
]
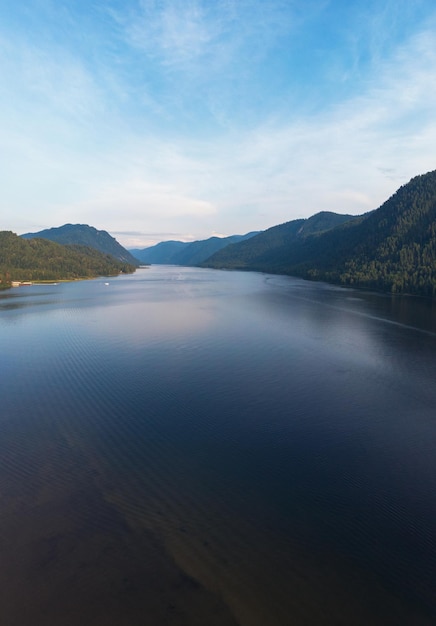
[{"left": 1, "top": 271, "right": 138, "bottom": 291}]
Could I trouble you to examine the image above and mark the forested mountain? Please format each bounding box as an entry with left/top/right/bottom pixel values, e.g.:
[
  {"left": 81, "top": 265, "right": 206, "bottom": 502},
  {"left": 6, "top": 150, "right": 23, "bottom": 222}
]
[
  {"left": 22, "top": 224, "right": 140, "bottom": 266},
  {"left": 130, "top": 240, "right": 190, "bottom": 264},
  {"left": 0, "top": 231, "right": 136, "bottom": 287},
  {"left": 131, "top": 232, "right": 259, "bottom": 265},
  {"left": 202, "top": 212, "right": 356, "bottom": 271},
  {"left": 174, "top": 233, "right": 260, "bottom": 266},
  {"left": 6, "top": 171, "right": 436, "bottom": 296},
  {"left": 203, "top": 171, "right": 436, "bottom": 297}
]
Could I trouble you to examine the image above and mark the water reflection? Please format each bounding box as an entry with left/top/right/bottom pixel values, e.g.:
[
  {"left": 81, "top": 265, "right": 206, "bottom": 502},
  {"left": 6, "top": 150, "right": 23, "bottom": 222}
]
[{"left": 0, "top": 266, "right": 436, "bottom": 625}]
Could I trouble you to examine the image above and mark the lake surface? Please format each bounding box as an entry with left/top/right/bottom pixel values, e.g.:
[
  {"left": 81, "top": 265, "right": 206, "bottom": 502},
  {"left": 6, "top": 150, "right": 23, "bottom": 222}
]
[{"left": 1, "top": 266, "right": 436, "bottom": 625}]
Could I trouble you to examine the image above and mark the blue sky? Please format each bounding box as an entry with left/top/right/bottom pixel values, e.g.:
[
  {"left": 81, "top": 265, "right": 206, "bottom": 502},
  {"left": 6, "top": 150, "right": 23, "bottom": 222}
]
[{"left": 1, "top": 0, "right": 436, "bottom": 248}]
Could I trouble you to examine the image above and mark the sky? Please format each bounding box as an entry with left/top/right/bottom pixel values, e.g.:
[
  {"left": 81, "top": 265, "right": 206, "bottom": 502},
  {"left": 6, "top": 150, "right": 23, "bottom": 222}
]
[{"left": 1, "top": 0, "right": 436, "bottom": 249}]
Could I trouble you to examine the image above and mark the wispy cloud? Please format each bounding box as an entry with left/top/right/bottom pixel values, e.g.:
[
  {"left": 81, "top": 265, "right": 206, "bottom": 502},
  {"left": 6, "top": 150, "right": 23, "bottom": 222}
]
[
  {"left": 73, "top": 177, "right": 216, "bottom": 221},
  {"left": 1, "top": 1, "right": 436, "bottom": 248},
  {"left": 120, "top": 0, "right": 297, "bottom": 69},
  {"left": 127, "top": 0, "right": 216, "bottom": 66}
]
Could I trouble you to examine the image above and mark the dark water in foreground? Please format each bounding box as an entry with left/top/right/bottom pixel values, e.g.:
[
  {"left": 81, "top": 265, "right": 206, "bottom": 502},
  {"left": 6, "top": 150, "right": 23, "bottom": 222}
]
[{"left": 1, "top": 266, "right": 436, "bottom": 625}]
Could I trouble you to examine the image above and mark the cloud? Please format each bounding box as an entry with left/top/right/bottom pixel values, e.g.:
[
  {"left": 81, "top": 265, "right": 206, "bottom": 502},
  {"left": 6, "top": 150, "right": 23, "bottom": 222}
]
[
  {"left": 66, "top": 176, "right": 216, "bottom": 227},
  {"left": 128, "top": 0, "right": 216, "bottom": 65},
  {"left": 111, "top": 230, "right": 198, "bottom": 248},
  {"left": 217, "top": 21, "right": 436, "bottom": 217},
  {"left": 112, "top": 230, "right": 183, "bottom": 237},
  {"left": 0, "top": 35, "right": 101, "bottom": 124},
  {"left": 1, "top": 1, "right": 436, "bottom": 249},
  {"left": 121, "top": 0, "right": 295, "bottom": 67}
]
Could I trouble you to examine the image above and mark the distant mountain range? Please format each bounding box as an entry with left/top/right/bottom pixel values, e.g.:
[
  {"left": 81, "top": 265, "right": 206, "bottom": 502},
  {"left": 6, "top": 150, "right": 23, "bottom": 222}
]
[
  {"left": 202, "top": 212, "right": 355, "bottom": 271},
  {"left": 203, "top": 170, "right": 436, "bottom": 297},
  {"left": 22, "top": 224, "right": 140, "bottom": 266},
  {"left": 130, "top": 232, "right": 259, "bottom": 265},
  {"left": 3, "top": 170, "right": 436, "bottom": 296}
]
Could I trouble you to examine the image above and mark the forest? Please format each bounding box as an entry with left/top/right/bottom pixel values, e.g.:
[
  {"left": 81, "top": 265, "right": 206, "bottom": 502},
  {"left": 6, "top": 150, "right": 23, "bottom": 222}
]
[
  {"left": 2, "top": 171, "right": 436, "bottom": 297},
  {"left": 0, "top": 232, "right": 136, "bottom": 288},
  {"left": 203, "top": 171, "right": 436, "bottom": 297}
]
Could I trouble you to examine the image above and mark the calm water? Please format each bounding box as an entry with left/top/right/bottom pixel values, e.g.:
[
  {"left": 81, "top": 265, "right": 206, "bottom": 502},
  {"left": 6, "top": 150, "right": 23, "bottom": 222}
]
[{"left": 1, "top": 266, "right": 436, "bottom": 625}]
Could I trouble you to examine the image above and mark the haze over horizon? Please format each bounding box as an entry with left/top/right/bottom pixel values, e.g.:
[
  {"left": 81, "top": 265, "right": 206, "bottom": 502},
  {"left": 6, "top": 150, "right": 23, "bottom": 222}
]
[{"left": 1, "top": 1, "right": 436, "bottom": 249}]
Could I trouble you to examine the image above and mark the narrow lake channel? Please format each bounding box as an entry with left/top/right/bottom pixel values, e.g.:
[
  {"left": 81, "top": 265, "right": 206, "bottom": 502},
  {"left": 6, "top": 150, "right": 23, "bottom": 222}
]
[{"left": 1, "top": 266, "right": 435, "bottom": 625}]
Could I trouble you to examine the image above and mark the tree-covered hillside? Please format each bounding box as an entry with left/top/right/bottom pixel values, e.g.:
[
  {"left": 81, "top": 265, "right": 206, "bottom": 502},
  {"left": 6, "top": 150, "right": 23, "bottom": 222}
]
[
  {"left": 332, "top": 171, "right": 436, "bottom": 295},
  {"left": 202, "top": 212, "right": 356, "bottom": 272},
  {"left": 132, "top": 232, "right": 259, "bottom": 265},
  {"left": 203, "top": 171, "right": 436, "bottom": 297},
  {"left": 22, "top": 224, "right": 140, "bottom": 266},
  {"left": 130, "top": 240, "right": 190, "bottom": 264},
  {"left": 0, "top": 231, "right": 136, "bottom": 287}
]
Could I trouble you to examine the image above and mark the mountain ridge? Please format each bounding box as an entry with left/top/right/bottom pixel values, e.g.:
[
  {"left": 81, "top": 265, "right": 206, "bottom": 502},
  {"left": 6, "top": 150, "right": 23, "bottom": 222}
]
[
  {"left": 202, "top": 171, "right": 436, "bottom": 296},
  {"left": 131, "top": 232, "right": 259, "bottom": 265},
  {"left": 202, "top": 211, "right": 357, "bottom": 270},
  {"left": 0, "top": 231, "right": 136, "bottom": 287},
  {"left": 6, "top": 170, "right": 436, "bottom": 296},
  {"left": 22, "top": 224, "right": 140, "bottom": 266}
]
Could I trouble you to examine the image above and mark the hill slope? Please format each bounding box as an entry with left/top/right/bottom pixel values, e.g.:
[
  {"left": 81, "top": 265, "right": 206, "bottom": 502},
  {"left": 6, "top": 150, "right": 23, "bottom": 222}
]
[
  {"left": 130, "top": 240, "right": 190, "bottom": 264},
  {"left": 203, "top": 212, "right": 356, "bottom": 271},
  {"left": 172, "top": 233, "right": 259, "bottom": 266},
  {"left": 132, "top": 232, "right": 259, "bottom": 265},
  {"left": 0, "top": 231, "right": 136, "bottom": 287},
  {"left": 22, "top": 224, "right": 140, "bottom": 266},
  {"left": 203, "top": 171, "right": 436, "bottom": 296}
]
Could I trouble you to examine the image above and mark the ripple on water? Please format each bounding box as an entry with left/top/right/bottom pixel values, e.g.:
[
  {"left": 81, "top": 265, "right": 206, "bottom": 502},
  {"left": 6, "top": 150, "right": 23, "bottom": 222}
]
[{"left": 1, "top": 268, "right": 436, "bottom": 625}]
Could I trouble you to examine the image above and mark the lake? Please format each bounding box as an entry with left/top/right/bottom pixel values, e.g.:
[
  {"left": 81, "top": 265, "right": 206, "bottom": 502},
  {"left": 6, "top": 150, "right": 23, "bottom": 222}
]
[{"left": 1, "top": 265, "right": 436, "bottom": 625}]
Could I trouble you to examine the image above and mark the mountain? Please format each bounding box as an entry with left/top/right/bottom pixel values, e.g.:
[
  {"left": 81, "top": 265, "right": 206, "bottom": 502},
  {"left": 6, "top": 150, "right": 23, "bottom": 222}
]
[
  {"left": 22, "top": 224, "right": 140, "bottom": 266},
  {"left": 0, "top": 231, "right": 136, "bottom": 287},
  {"left": 172, "top": 233, "right": 260, "bottom": 266},
  {"left": 132, "top": 232, "right": 259, "bottom": 265},
  {"left": 203, "top": 171, "right": 436, "bottom": 297},
  {"left": 130, "top": 240, "right": 190, "bottom": 264},
  {"left": 202, "top": 212, "right": 356, "bottom": 271}
]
